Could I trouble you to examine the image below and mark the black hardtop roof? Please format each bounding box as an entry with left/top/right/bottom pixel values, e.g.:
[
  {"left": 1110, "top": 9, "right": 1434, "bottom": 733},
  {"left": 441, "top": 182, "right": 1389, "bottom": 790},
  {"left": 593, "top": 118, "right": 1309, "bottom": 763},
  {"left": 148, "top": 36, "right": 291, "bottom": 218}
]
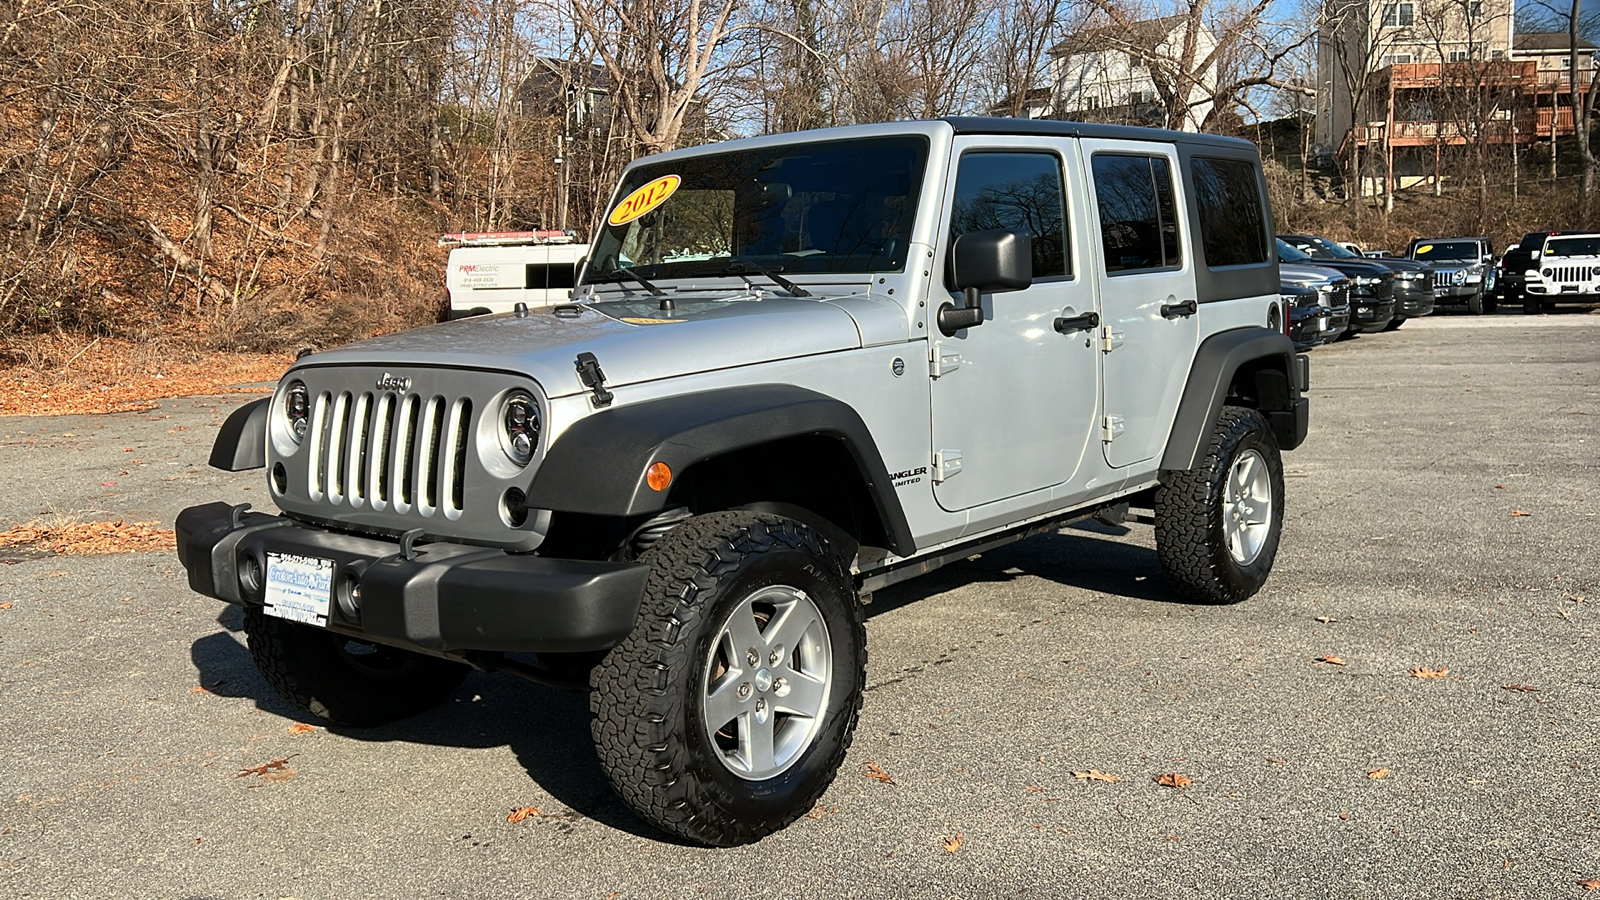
[{"left": 941, "top": 116, "right": 1259, "bottom": 154}]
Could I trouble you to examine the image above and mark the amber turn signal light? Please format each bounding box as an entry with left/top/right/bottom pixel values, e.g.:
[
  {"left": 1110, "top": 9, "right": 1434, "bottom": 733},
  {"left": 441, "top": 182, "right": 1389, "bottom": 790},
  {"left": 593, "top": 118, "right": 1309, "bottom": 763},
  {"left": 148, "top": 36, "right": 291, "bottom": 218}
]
[{"left": 646, "top": 461, "right": 672, "bottom": 492}]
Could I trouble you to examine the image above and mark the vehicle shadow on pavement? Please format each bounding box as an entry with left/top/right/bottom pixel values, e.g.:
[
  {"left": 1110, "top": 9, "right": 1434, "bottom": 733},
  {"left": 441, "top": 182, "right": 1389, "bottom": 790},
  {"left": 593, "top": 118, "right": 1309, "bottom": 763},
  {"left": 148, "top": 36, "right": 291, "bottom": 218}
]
[
  {"left": 865, "top": 522, "right": 1181, "bottom": 617},
  {"left": 188, "top": 606, "right": 677, "bottom": 842}
]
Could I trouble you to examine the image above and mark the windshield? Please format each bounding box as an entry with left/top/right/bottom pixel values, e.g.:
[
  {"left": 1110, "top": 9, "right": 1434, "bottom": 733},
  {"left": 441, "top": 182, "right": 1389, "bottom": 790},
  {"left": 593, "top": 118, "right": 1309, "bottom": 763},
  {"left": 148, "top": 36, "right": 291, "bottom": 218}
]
[
  {"left": 1412, "top": 241, "right": 1479, "bottom": 261},
  {"left": 1302, "top": 236, "right": 1360, "bottom": 259},
  {"left": 1277, "top": 238, "right": 1312, "bottom": 263},
  {"left": 1545, "top": 236, "right": 1600, "bottom": 257},
  {"left": 586, "top": 135, "right": 929, "bottom": 284}
]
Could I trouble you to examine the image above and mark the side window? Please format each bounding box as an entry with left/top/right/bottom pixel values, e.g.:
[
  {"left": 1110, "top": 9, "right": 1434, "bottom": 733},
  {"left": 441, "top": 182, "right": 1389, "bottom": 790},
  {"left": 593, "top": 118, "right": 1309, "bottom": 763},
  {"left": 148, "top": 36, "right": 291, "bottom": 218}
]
[
  {"left": 1191, "top": 156, "right": 1269, "bottom": 268},
  {"left": 525, "top": 263, "right": 550, "bottom": 290},
  {"left": 948, "top": 151, "right": 1069, "bottom": 281},
  {"left": 1092, "top": 153, "right": 1182, "bottom": 273},
  {"left": 546, "top": 261, "right": 576, "bottom": 290}
]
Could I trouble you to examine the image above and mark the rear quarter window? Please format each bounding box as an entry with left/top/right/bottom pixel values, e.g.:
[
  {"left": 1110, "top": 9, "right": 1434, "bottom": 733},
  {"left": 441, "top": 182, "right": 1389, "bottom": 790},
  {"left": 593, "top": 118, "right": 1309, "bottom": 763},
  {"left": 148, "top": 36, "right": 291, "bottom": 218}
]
[{"left": 1190, "top": 157, "right": 1268, "bottom": 268}]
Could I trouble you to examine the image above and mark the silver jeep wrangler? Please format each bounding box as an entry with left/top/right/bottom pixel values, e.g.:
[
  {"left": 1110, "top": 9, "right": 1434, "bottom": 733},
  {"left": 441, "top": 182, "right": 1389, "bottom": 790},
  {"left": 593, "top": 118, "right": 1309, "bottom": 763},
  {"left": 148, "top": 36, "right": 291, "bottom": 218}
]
[{"left": 177, "top": 118, "right": 1308, "bottom": 846}]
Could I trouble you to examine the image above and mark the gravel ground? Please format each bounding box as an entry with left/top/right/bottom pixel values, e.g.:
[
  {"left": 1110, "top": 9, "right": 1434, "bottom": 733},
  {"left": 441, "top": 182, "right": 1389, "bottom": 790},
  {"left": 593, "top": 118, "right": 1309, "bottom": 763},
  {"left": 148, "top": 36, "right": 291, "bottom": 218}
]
[{"left": 1, "top": 309, "right": 1597, "bottom": 899}]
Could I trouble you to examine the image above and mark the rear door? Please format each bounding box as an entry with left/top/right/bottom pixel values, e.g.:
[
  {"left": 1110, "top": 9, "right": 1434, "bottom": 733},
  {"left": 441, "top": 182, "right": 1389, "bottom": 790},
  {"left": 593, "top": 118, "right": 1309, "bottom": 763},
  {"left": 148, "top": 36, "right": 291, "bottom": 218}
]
[{"left": 1081, "top": 140, "right": 1198, "bottom": 469}]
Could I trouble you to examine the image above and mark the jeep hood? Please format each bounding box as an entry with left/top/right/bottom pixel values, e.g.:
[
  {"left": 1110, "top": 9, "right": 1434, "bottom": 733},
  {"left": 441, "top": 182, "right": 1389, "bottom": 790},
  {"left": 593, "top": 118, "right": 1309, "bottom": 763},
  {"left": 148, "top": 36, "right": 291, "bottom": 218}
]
[{"left": 297, "top": 295, "right": 900, "bottom": 398}]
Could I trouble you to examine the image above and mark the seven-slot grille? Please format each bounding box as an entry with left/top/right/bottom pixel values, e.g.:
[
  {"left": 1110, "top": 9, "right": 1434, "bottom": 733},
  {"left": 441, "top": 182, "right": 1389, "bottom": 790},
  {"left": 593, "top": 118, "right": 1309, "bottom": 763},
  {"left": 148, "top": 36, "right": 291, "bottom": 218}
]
[
  {"left": 1545, "top": 264, "right": 1597, "bottom": 283},
  {"left": 1432, "top": 269, "right": 1460, "bottom": 288},
  {"left": 303, "top": 390, "right": 473, "bottom": 521}
]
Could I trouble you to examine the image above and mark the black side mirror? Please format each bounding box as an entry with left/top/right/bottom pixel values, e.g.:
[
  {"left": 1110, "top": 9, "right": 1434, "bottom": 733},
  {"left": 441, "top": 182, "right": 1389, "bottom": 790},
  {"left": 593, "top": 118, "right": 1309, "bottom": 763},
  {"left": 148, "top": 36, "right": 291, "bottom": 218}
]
[{"left": 939, "top": 229, "right": 1033, "bottom": 336}]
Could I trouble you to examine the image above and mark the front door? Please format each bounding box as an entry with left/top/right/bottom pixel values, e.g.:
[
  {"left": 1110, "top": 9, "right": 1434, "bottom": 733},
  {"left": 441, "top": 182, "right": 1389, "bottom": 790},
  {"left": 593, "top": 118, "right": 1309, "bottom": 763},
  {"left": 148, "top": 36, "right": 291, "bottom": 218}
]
[
  {"left": 929, "top": 137, "right": 1100, "bottom": 513},
  {"left": 1080, "top": 140, "right": 1199, "bottom": 469}
]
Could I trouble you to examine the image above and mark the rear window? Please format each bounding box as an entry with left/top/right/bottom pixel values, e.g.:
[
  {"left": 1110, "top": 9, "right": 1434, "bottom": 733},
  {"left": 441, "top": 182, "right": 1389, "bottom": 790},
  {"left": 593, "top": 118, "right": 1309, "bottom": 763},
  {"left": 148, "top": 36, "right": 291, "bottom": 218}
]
[{"left": 1190, "top": 157, "right": 1268, "bottom": 268}]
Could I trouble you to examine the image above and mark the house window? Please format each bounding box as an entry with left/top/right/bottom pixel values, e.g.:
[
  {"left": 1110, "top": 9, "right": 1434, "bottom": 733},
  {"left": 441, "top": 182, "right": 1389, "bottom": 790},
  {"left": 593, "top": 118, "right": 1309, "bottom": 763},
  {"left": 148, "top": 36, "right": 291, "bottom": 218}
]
[
  {"left": 1561, "top": 56, "right": 1572, "bottom": 68},
  {"left": 1468, "top": 0, "right": 1482, "bottom": 17},
  {"left": 1382, "top": 53, "right": 1414, "bottom": 66},
  {"left": 1448, "top": 50, "right": 1469, "bottom": 62},
  {"left": 1382, "top": 2, "right": 1415, "bottom": 26},
  {"left": 1087, "top": 96, "right": 1101, "bottom": 110},
  {"left": 1491, "top": 49, "right": 1505, "bottom": 60},
  {"left": 1129, "top": 53, "right": 1145, "bottom": 69}
]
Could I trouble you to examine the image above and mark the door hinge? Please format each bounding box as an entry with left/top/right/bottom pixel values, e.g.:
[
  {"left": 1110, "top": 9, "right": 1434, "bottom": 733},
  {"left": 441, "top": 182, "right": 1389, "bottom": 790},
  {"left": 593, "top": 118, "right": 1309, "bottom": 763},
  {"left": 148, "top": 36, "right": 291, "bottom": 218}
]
[
  {"left": 930, "top": 341, "right": 962, "bottom": 378},
  {"left": 933, "top": 449, "right": 963, "bottom": 483},
  {"left": 1101, "top": 415, "right": 1126, "bottom": 442},
  {"left": 1099, "top": 325, "right": 1126, "bottom": 353}
]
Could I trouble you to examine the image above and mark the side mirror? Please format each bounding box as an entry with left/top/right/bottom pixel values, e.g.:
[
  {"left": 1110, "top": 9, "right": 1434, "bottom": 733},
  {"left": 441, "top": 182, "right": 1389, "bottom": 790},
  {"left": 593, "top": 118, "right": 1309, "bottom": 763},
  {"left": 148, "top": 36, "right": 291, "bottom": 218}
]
[{"left": 939, "top": 229, "right": 1033, "bottom": 336}]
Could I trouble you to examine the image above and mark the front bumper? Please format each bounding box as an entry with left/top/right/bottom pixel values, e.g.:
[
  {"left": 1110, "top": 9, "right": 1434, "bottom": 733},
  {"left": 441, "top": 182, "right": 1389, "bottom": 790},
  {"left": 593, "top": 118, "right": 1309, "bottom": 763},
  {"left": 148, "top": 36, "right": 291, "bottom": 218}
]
[
  {"left": 1394, "top": 287, "right": 1436, "bottom": 316},
  {"left": 176, "top": 502, "right": 650, "bottom": 655},
  {"left": 1352, "top": 297, "right": 1396, "bottom": 332},
  {"left": 1433, "top": 283, "right": 1484, "bottom": 302}
]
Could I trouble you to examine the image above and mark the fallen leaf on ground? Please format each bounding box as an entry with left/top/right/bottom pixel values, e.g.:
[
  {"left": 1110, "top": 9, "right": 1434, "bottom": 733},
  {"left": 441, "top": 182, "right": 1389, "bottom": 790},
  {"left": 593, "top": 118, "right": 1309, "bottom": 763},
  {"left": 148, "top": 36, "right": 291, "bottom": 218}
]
[
  {"left": 507, "top": 807, "right": 540, "bottom": 823},
  {"left": 1503, "top": 684, "right": 1538, "bottom": 693},
  {"left": 1155, "top": 773, "right": 1192, "bottom": 788},
  {"left": 287, "top": 723, "right": 316, "bottom": 735},
  {"left": 259, "top": 768, "right": 295, "bottom": 783},
  {"left": 1578, "top": 879, "right": 1600, "bottom": 891},
  {"left": 1072, "top": 770, "right": 1123, "bottom": 783},
  {"left": 188, "top": 686, "right": 210, "bottom": 694},
  {"left": 1367, "top": 768, "right": 1390, "bottom": 780},
  {"left": 236, "top": 757, "right": 292, "bottom": 778},
  {"left": 1024, "top": 785, "right": 1044, "bottom": 792},
  {"left": 0, "top": 602, "right": 11, "bottom": 610},
  {"left": 942, "top": 833, "right": 963, "bottom": 853},
  {"left": 0, "top": 520, "right": 175, "bottom": 555},
  {"left": 1409, "top": 666, "right": 1450, "bottom": 679},
  {"left": 1495, "top": 484, "right": 1506, "bottom": 489},
  {"left": 1314, "top": 655, "right": 1347, "bottom": 666},
  {"left": 863, "top": 761, "right": 894, "bottom": 784},
  {"left": 1510, "top": 510, "right": 1531, "bottom": 517},
  {"left": 1315, "top": 616, "right": 1338, "bottom": 623}
]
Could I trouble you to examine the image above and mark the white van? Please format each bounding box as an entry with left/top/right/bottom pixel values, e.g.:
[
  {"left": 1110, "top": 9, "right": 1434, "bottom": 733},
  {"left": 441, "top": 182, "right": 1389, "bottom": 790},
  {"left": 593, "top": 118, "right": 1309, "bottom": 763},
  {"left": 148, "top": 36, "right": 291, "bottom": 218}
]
[{"left": 441, "top": 231, "right": 589, "bottom": 318}]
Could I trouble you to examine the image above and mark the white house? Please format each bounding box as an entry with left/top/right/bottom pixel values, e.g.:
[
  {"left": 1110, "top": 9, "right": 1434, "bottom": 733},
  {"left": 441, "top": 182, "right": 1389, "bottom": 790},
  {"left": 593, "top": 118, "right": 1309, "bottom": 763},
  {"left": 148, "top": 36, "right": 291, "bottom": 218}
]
[{"left": 1048, "top": 16, "right": 1219, "bottom": 132}]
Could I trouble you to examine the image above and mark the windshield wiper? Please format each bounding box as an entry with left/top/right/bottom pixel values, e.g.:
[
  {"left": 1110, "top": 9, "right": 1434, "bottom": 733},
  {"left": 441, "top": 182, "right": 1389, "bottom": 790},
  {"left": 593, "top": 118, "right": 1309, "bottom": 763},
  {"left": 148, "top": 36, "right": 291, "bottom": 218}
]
[
  {"left": 592, "top": 267, "right": 664, "bottom": 296},
  {"left": 721, "top": 261, "right": 811, "bottom": 297}
]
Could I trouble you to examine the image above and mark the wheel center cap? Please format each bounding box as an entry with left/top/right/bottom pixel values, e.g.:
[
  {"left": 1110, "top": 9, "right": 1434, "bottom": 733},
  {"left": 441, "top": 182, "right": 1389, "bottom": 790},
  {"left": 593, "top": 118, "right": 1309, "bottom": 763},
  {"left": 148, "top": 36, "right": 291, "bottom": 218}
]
[{"left": 754, "top": 668, "right": 774, "bottom": 692}]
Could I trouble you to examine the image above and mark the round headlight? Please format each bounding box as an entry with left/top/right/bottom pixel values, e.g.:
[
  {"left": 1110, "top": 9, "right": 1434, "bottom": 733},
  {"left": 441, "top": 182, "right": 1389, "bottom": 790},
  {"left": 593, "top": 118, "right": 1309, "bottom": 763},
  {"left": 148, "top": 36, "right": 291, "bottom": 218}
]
[
  {"left": 285, "top": 381, "right": 310, "bottom": 443},
  {"left": 1453, "top": 269, "right": 1467, "bottom": 284},
  {"left": 500, "top": 390, "right": 540, "bottom": 467},
  {"left": 1543, "top": 268, "right": 1553, "bottom": 277}
]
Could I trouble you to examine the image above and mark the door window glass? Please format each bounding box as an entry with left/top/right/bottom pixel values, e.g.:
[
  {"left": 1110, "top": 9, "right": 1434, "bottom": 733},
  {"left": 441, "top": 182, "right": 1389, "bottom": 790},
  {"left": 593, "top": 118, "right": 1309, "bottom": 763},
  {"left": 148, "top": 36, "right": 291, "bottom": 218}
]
[
  {"left": 1092, "top": 154, "right": 1182, "bottom": 273},
  {"left": 948, "top": 151, "right": 1069, "bottom": 279},
  {"left": 1191, "top": 156, "right": 1269, "bottom": 268}
]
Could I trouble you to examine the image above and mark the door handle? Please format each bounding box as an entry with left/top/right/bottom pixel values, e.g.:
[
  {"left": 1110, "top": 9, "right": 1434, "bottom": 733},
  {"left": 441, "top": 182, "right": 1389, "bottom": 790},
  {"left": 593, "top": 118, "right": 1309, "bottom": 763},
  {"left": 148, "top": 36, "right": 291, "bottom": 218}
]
[
  {"left": 1054, "top": 311, "right": 1100, "bottom": 334},
  {"left": 1160, "top": 299, "right": 1198, "bottom": 319}
]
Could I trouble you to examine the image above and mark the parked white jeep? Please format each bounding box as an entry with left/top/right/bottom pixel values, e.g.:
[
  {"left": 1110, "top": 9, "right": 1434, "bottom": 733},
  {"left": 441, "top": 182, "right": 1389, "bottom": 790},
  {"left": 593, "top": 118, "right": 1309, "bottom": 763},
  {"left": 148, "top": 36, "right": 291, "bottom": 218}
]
[
  {"left": 1523, "top": 232, "right": 1600, "bottom": 313},
  {"left": 177, "top": 117, "right": 1308, "bottom": 846}
]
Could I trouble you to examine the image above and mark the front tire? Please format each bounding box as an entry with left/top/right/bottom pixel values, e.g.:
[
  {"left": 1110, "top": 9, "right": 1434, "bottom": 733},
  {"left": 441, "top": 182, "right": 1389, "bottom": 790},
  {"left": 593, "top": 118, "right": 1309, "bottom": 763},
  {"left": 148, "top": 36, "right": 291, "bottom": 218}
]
[
  {"left": 243, "top": 609, "right": 471, "bottom": 726},
  {"left": 1524, "top": 295, "right": 1541, "bottom": 315},
  {"left": 590, "top": 511, "right": 865, "bottom": 846},
  {"left": 1154, "top": 407, "right": 1286, "bottom": 605},
  {"left": 1467, "top": 290, "right": 1485, "bottom": 315}
]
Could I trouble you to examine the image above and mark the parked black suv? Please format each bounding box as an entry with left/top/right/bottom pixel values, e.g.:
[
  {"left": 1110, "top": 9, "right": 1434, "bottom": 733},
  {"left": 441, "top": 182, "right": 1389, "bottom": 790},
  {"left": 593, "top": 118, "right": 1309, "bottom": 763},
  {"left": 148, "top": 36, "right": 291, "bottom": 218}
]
[
  {"left": 1498, "top": 231, "right": 1582, "bottom": 307},
  {"left": 1405, "top": 236, "right": 1496, "bottom": 314},
  {"left": 1277, "top": 238, "right": 1394, "bottom": 334},
  {"left": 1280, "top": 233, "right": 1435, "bottom": 328}
]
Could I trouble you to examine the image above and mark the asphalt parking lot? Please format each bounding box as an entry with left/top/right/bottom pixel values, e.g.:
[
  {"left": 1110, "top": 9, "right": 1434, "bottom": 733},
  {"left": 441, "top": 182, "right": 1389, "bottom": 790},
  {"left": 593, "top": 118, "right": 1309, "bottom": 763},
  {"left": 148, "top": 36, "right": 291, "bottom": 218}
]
[{"left": 2, "top": 309, "right": 1597, "bottom": 899}]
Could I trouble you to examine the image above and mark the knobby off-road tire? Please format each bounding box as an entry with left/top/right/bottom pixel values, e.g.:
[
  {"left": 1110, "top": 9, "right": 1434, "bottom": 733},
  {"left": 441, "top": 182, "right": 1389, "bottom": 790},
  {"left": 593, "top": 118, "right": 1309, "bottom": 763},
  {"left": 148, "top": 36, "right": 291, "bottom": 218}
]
[
  {"left": 1467, "top": 291, "right": 1485, "bottom": 315},
  {"left": 1154, "top": 406, "right": 1286, "bottom": 605},
  {"left": 590, "top": 510, "right": 866, "bottom": 846},
  {"left": 243, "top": 608, "right": 471, "bottom": 726}
]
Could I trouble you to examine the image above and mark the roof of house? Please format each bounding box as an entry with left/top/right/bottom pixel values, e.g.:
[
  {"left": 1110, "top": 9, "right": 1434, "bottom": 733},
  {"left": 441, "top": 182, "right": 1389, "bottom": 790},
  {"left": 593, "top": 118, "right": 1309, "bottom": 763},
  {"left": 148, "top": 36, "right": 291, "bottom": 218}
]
[
  {"left": 1514, "top": 32, "right": 1598, "bottom": 53},
  {"left": 1049, "top": 15, "right": 1198, "bottom": 57}
]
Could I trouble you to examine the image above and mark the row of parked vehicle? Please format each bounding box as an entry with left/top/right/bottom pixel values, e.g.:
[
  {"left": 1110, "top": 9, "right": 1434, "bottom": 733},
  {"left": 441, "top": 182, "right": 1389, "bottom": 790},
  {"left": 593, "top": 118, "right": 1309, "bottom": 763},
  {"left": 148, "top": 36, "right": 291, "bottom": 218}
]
[{"left": 1277, "top": 229, "right": 1598, "bottom": 349}]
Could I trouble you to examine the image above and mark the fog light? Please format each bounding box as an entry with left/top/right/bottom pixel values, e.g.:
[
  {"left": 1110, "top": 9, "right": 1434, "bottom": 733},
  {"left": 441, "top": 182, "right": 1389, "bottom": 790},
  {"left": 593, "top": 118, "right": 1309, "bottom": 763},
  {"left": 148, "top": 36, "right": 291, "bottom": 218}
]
[
  {"left": 271, "top": 462, "right": 287, "bottom": 494},
  {"left": 337, "top": 571, "right": 363, "bottom": 621},
  {"left": 502, "top": 487, "right": 529, "bottom": 527},
  {"left": 239, "top": 552, "right": 263, "bottom": 596}
]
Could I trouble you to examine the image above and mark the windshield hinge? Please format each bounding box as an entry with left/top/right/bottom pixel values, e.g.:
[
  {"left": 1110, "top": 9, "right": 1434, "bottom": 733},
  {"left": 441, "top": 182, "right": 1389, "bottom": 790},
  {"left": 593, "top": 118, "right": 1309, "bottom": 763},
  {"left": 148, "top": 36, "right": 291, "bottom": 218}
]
[{"left": 575, "top": 352, "right": 615, "bottom": 408}]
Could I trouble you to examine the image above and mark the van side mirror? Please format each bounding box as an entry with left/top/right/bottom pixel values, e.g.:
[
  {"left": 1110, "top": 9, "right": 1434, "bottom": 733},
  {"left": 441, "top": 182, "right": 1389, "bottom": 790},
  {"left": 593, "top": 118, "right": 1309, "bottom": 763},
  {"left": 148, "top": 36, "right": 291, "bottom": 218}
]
[{"left": 939, "top": 229, "right": 1032, "bottom": 336}]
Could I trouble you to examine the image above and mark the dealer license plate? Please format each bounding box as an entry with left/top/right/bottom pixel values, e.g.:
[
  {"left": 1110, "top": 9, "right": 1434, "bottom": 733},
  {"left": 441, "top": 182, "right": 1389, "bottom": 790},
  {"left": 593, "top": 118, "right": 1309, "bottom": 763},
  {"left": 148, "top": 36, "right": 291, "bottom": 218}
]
[{"left": 264, "top": 552, "right": 334, "bottom": 627}]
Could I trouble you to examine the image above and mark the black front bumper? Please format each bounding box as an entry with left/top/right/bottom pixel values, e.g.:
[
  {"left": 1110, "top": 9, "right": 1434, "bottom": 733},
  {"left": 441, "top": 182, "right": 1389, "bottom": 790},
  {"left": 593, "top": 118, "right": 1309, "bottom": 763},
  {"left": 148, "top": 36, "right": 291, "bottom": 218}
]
[{"left": 175, "top": 502, "right": 650, "bottom": 655}]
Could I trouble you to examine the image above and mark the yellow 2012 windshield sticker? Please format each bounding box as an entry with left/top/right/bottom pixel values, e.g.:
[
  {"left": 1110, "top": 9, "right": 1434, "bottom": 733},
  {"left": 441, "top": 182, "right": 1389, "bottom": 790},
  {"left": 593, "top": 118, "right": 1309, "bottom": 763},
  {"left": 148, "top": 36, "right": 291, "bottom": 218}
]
[
  {"left": 608, "top": 175, "right": 680, "bottom": 227},
  {"left": 1415, "top": 244, "right": 1433, "bottom": 255}
]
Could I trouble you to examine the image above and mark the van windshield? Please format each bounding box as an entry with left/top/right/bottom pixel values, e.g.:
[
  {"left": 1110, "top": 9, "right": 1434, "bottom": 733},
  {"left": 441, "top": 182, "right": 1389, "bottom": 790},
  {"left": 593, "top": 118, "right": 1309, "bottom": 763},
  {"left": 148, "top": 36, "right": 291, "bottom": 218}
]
[
  {"left": 1412, "top": 241, "right": 1479, "bottom": 261},
  {"left": 1545, "top": 236, "right": 1600, "bottom": 257},
  {"left": 586, "top": 135, "right": 928, "bottom": 284}
]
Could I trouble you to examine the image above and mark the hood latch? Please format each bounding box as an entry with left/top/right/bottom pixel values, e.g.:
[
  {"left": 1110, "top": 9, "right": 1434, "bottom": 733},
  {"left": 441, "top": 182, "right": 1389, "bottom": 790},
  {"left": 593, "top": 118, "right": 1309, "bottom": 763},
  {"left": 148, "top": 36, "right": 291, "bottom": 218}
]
[{"left": 575, "top": 352, "right": 615, "bottom": 408}]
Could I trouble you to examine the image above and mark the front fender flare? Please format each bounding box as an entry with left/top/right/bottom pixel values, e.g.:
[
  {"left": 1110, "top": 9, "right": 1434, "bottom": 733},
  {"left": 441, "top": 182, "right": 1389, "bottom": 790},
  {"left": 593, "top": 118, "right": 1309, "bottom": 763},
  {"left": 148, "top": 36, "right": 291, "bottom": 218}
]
[
  {"left": 209, "top": 397, "right": 270, "bottom": 471},
  {"left": 524, "top": 384, "right": 915, "bottom": 555}
]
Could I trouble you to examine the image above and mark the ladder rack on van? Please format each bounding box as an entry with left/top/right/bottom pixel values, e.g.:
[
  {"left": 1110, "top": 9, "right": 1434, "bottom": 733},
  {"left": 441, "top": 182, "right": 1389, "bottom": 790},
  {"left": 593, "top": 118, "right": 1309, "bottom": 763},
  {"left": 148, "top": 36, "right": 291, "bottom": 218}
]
[{"left": 437, "top": 230, "right": 578, "bottom": 248}]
